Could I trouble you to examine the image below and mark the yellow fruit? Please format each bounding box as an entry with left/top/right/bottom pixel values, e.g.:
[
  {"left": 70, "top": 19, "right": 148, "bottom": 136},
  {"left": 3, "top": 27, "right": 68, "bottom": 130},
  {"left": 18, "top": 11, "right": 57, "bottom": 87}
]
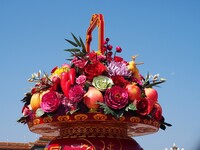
[
  {"left": 30, "top": 93, "right": 41, "bottom": 111},
  {"left": 30, "top": 90, "right": 49, "bottom": 111}
]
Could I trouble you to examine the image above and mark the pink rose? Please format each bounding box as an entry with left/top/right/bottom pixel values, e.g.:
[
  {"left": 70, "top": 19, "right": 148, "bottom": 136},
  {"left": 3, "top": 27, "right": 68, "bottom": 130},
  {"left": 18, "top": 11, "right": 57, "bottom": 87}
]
[
  {"left": 104, "top": 86, "right": 128, "bottom": 109},
  {"left": 68, "top": 85, "right": 85, "bottom": 103},
  {"left": 40, "top": 91, "right": 61, "bottom": 113},
  {"left": 136, "top": 98, "right": 153, "bottom": 115},
  {"left": 71, "top": 57, "right": 88, "bottom": 68},
  {"left": 22, "top": 105, "right": 31, "bottom": 116},
  {"left": 76, "top": 75, "right": 86, "bottom": 85}
]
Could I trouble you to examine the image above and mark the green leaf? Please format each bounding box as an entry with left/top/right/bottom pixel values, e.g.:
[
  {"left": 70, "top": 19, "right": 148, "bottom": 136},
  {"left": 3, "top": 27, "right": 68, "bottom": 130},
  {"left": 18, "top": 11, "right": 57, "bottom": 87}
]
[
  {"left": 160, "top": 124, "right": 166, "bottom": 130},
  {"left": 66, "top": 58, "right": 73, "bottom": 61},
  {"left": 144, "top": 80, "right": 166, "bottom": 88},
  {"left": 65, "top": 39, "right": 78, "bottom": 47},
  {"left": 71, "top": 33, "right": 81, "bottom": 47},
  {"left": 79, "top": 37, "right": 86, "bottom": 53},
  {"left": 17, "top": 116, "right": 28, "bottom": 124},
  {"left": 36, "top": 108, "right": 45, "bottom": 117},
  {"left": 97, "top": 102, "right": 121, "bottom": 119},
  {"left": 21, "top": 92, "right": 32, "bottom": 105},
  {"left": 67, "top": 108, "right": 79, "bottom": 115},
  {"left": 125, "top": 103, "right": 137, "bottom": 111},
  {"left": 64, "top": 48, "right": 81, "bottom": 52}
]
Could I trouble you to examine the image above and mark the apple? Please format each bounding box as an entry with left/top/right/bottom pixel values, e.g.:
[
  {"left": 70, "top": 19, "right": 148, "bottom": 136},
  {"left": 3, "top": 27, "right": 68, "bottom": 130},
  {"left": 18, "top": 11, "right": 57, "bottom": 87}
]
[
  {"left": 144, "top": 88, "right": 158, "bottom": 104},
  {"left": 125, "top": 84, "right": 141, "bottom": 101},
  {"left": 83, "top": 87, "right": 104, "bottom": 110}
]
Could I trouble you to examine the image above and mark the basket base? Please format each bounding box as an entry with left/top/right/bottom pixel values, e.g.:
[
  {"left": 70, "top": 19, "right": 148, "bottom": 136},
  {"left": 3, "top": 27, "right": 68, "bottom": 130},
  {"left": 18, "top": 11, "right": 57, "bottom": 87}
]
[{"left": 45, "top": 136, "right": 143, "bottom": 150}]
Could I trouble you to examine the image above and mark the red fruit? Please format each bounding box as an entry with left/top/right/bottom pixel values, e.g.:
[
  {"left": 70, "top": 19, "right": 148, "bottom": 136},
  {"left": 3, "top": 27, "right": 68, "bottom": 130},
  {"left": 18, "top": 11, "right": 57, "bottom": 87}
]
[
  {"left": 125, "top": 84, "right": 141, "bottom": 101},
  {"left": 68, "top": 68, "right": 76, "bottom": 85},
  {"left": 106, "top": 37, "right": 110, "bottom": 42},
  {"left": 144, "top": 88, "right": 158, "bottom": 104},
  {"left": 116, "top": 46, "right": 122, "bottom": 53},
  {"left": 107, "top": 45, "right": 113, "bottom": 50},
  {"left": 151, "top": 103, "right": 162, "bottom": 121},
  {"left": 83, "top": 87, "right": 104, "bottom": 110},
  {"left": 60, "top": 72, "right": 71, "bottom": 98},
  {"left": 51, "top": 76, "right": 61, "bottom": 91}
]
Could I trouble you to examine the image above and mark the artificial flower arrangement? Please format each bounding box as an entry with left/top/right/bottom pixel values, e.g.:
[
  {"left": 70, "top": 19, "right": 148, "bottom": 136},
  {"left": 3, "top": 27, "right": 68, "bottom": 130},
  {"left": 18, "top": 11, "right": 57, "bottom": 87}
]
[{"left": 18, "top": 33, "right": 171, "bottom": 130}]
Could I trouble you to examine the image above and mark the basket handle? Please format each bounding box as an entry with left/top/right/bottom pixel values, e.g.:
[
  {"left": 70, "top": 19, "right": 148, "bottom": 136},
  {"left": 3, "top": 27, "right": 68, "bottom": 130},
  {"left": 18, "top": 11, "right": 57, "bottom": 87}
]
[{"left": 86, "top": 14, "right": 105, "bottom": 54}]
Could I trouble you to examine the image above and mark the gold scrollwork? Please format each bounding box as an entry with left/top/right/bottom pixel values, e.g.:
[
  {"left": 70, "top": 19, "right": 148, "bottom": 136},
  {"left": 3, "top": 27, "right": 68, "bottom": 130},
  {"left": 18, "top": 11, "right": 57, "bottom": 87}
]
[
  {"left": 152, "top": 121, "right": 160, "bottom": 127},
  {"left": 57, "top": 115, "right": 70, "bottom": 122},
  {"left": 33, "top": 119, "right": 40, "bottom": 125},
  {"left": 49, "top": 146, "right": 61, "bottom": 150},
  {"left": 130, "top": 117, "right": 140, "bottom": 123},
  {"left": 43, "top": 117, "right": 53, "bottom": 123},
  {"left": 74, "top": 114, "right": 88, "bottom": 121},
  {"left": 118, "top": 116, "right": 125, "bottom": 121},
  {"left": 143, "top": 119, "right": 152, "bottom": 125},
  {"left": 93, "top": 114, "right": 107, "bottom": 121}
]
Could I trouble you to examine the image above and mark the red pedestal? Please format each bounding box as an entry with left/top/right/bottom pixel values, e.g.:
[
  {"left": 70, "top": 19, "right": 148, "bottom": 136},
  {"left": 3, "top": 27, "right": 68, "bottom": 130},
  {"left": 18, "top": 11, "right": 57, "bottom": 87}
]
[
  {"left": 28, "top": 113, "right": 160, "bottom": 150},
  {"left": 45, "top": 137, "right": 142, "bottom": 150}
]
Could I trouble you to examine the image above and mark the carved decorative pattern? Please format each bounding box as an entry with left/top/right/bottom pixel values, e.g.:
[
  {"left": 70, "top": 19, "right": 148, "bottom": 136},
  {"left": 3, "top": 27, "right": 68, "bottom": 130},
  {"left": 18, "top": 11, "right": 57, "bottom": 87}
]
[
  {"left": 28, "top": 113, "right": 160, "bottom": 137},
  {"left": 57, "top": 115, "right": 70, "bottom": 122},
  {"left": 43, "top": 117, "right": 53, "bottom": 123},
  {"left": 74, "top": 114, "right": 88, "bottom": 121},
  {"left": 130, "top": 117, "right": 141, "bottom": 123},
  {"left": 33, "top": 119, "right": 40, "bottom": 125},
  {"left": 93, "top": 113, "right": 107, "bottom": 121}
]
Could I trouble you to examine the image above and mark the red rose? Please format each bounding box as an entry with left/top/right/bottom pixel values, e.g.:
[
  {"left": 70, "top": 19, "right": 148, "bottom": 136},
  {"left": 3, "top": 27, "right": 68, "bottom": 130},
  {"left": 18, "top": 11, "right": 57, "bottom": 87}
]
[
  {"left": 114, "top": 56, "right": 123, "bottom": 62},
  {"left": 104, "top": 86, "right": 129, "bottom": 109},
  {"left": 136, "top": 98, "right": 153, "bottom": 115},
  {"left": 84, "top": 61, "right": 106, "bottom": 80},
  {"left": 151, "top": 103, "right": 162, "bottom": 121},
  {"left": 111, "top": 75, "right": 129, "bottom": 88},
  {"left": 87, "top": 51, "right": 97, "bottom": 62}
]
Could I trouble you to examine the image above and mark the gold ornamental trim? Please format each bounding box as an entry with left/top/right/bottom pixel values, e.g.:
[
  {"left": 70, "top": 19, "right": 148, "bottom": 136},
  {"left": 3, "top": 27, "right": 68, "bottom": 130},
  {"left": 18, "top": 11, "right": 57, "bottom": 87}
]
[
  {"left": 43, "top": 117, "right": 53, "bottom": 123},
  {"left": 129, "top": 117, "right": 141, "bottom": 123},
  {"left": 28, "top": 113, "right": 160, "bottom": 137},
  {"left": 59, "top": 125, "right": 127, "bottom": 138},
  {"left": 33, "top": 119, "right": 40, "bottom": 125},
  {"left": 93, "top": 113, "right": 107, "bottom": 121},
  {"left": 57, "top": 115, "right": 70, "bottom": 122},
  {"left": 152, "top": 121, "right": 160, "bottom": 128},
  {"left": 74, "top": 114, "right": 88, "bottom": 121}
]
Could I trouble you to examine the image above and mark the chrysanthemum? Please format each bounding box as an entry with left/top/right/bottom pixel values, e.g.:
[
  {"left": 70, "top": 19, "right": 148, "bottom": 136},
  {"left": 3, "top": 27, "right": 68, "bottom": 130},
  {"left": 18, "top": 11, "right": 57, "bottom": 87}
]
[{"left": 107, "top": 61, "right": 132, "bottom": 77}]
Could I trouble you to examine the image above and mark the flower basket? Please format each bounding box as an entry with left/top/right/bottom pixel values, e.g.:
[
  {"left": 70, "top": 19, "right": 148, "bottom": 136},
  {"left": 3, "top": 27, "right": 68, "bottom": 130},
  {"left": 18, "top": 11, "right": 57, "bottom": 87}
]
[{"left": 18, "top": 14, "right": 171, "bottom": 150}]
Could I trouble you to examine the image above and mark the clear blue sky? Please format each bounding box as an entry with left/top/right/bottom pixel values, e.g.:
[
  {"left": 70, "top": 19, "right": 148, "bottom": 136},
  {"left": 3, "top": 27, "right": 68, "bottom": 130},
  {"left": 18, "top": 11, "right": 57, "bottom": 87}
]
[{"left": 0, "top": 1, "right": 200, "bottom": 149}]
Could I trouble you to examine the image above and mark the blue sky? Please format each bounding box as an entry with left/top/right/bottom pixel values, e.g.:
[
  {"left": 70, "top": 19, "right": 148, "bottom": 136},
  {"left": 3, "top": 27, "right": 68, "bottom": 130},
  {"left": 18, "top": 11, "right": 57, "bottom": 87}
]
[{"left": 0, "top": 1, "right": 200, "bottom": 149}]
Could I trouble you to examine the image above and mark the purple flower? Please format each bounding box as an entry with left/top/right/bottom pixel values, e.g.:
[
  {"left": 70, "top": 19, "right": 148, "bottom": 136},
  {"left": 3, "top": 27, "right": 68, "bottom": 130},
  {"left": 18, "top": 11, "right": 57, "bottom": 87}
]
[
  {"left": 40, "top": 91, "right": 61, "bottom": 113},
  {"left": 104, "top": 86, "right": 129, "bottom": 109},
  {"left": 68, "top": 85, "right": 85, "bottom": 103},
  {"left": 107, "top": 61, "right": 132, "bottom": 77}
]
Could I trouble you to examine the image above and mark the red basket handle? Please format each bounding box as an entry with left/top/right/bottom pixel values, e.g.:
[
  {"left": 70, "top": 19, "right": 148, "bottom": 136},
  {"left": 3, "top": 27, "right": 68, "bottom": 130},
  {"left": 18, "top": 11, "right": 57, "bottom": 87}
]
[{"left": 86, "top": 14, "right": 105, "bottom": 54}]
